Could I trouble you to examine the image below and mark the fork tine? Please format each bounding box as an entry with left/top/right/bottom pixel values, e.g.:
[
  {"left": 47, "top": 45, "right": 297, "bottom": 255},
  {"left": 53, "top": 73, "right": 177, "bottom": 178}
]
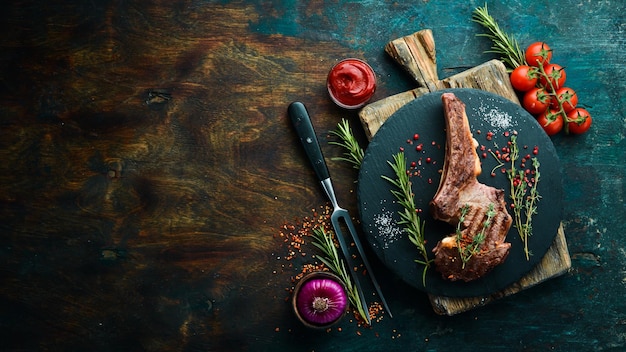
[
  {"left": 336, "top": 209, "right": 393, "bottom": 318},
  {"left": 331, "top": 213, "right": 371, "bottom": 325},
  {"left": 340, "top": 211, "right": 393, "bottom": 318}
]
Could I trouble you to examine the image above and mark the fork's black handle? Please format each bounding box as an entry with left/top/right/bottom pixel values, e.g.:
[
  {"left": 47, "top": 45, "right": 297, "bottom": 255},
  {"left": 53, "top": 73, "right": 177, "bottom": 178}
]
[{"left": 288, "top": 102, "right": 330, "bottom": 181}]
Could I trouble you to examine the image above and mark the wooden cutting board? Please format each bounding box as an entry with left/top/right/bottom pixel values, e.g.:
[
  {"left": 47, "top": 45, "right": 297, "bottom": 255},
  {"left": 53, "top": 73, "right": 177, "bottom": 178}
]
[{"left": 358, "top": 29, "right": 571, "bottom": 315}]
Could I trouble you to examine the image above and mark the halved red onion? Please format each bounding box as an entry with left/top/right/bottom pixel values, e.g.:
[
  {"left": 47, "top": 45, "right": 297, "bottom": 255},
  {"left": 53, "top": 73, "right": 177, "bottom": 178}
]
[{"left": 293, "top": 272, "right": 348, "bottom": 327}]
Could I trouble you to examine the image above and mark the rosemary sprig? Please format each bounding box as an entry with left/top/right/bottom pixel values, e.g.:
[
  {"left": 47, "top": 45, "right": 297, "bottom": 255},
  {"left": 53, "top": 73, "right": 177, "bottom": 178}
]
[
  {"left": 455, "top": 203, "right": 494, "bottom": 268},
  {"left": 381, "top": 152, "right": 431, "bottom": 286},
  {"left": 329, "top": 118, "right": 364, "bottom": 169},
  {"left": 311, "top": 227, "right": 369, "bottom": 323},
  {"left": 472, "top": 4, "right": 526, "bottom": 70},
  {"left": 506, "top": 135, "right": 541, "bottom": 260}
]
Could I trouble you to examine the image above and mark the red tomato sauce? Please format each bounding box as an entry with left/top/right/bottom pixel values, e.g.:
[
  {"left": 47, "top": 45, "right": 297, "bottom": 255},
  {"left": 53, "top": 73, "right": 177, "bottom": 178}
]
[{"left": 327, "top": 59, "right": 376, "bottom": 109}]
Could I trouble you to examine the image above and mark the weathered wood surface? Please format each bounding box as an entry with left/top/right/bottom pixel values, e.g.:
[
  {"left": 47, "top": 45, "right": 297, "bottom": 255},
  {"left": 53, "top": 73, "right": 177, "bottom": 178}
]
[
  {"left": 361, "top": 30, "right": 571, "bottom": 316},
  {"left": 0, "top": 1, "right": 624, "bottom": 351},
  {"left": 385, "top": 29, "right": 439, "bottom": 91},
  {"left": 0, "top": 2, "right": 342, "bottom": 350}
]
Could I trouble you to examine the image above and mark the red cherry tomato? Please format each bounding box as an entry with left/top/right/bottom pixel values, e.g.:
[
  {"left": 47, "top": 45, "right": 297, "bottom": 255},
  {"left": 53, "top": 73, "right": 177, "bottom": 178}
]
[
  {"left": 510, "top": 65, "right": 538, "bottom": 92},
  {"left": 525, "top": 42, "right": 552, "bottom": 67},
  {"left": 550, "top": 87, "right": 578, "bottom": 112},
  {"left": 536, "top": 109, "right": 564, "bottom": 136},
  {"left": 566, "top": 108, "right": 592, "bottom": 134},
  {"left": 540, "top": 64, "right": 567, "bottom": 91},
  {"left": 523, "top": 87, "right": 551, "bottom": 115}
]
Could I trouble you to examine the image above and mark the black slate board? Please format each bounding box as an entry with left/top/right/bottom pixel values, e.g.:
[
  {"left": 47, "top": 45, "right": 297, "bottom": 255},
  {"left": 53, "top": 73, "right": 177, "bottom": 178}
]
[{"left": 357, "top": 88, "right": 563, "bottom": 298}]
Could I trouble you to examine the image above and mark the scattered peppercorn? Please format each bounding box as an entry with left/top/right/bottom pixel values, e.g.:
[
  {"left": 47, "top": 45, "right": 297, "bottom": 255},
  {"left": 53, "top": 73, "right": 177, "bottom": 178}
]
[{"left": 273, "top": 205, "right": 385, "bottom": 331}]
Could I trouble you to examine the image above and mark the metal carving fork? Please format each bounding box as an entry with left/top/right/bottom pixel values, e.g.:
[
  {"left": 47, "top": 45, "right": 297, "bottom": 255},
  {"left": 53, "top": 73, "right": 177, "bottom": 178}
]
[{"left": 288, "top": 102, "right": 392, "bottom": 323}]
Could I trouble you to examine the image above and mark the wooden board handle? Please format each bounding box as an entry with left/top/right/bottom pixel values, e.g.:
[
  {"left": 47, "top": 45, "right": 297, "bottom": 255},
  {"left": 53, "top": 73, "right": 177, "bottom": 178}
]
[{"left": 385, "top": 29, "right": 440, "bottom": 91}]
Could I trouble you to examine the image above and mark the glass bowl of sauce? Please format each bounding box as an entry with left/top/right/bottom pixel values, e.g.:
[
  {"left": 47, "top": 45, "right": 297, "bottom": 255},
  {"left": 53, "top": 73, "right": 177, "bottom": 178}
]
[{"left": 327, "top": 58, "right": 376, "bottom": 109}]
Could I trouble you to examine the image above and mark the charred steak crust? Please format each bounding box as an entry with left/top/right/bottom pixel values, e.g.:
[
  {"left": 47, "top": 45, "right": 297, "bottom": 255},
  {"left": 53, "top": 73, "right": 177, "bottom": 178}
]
[{"left": 429, "top": 93, "right": 513, "bottom": 282}]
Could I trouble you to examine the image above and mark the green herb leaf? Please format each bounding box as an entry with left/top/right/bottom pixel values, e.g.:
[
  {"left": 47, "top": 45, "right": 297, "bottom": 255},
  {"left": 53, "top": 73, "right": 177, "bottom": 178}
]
[
  {"left": 381, "top": 152, "right": 432, "bottom": 286},
  {"left": 311, "top": 227, "right": 369, "bottom": 323},
  {"left": 503, "top": 135, "right": 541, "bottom": 260},
  {"left": 472, "top": 4, "right": 526, "bottom": 70},
  {"left": 329, "top": 118, "right": 364, "bottom": 169},
  {"left": 456, "top": 203, "right": 494, "bottom": 268}
]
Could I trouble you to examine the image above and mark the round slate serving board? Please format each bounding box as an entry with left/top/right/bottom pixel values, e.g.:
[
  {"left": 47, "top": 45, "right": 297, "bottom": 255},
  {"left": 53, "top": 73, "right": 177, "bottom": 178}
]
[{"left": 357, "top": 88, "right": 563, "bottom": 298}]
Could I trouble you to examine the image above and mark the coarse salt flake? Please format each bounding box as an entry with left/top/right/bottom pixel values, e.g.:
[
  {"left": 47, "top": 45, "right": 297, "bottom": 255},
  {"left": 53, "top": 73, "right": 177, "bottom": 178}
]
[
  {"left": 372, "top": 209, "right": 403, "bottom": 249},
  {"left": 476, "top": 101, "right": 516, "bottom": 131}
]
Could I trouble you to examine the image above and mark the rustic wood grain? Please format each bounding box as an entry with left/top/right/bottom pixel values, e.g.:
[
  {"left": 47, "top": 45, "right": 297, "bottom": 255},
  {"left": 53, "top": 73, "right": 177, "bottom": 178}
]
[
  {"left": 0, "top": 2, "right": 355, "bottom": 349},
  {"left": 360, "top": 30, "right": 571, "bottom": 315},
  {"left": 385, "top": 29, "right": 439, "bottom": 91},
  {"left": 0, "top": 1, "right": 624, "bottom": 351}
]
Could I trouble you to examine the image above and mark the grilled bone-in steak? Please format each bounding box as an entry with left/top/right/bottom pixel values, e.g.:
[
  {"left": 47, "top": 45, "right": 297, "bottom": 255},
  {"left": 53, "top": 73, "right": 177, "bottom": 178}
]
[{"left": 429, "top": 93, "right": 513, "bottom": 282}]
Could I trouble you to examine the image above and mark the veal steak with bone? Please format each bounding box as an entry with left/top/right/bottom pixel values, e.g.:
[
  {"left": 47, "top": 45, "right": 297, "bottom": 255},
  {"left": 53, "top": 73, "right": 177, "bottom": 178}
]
[{"left": 429, "top": 92, "right": 513, "bottom": 282}]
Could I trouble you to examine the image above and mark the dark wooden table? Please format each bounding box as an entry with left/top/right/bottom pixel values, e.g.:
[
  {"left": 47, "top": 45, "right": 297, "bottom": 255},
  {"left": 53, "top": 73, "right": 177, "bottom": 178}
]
[{"left": 1, "top": 1, "right": 624, "bottom": 351}]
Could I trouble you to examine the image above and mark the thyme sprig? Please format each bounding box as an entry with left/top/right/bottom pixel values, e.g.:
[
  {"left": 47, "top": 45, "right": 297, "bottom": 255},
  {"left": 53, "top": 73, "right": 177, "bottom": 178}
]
[
  {"left": 381, "top": 152, "right": 431, "bottom": 286},
  {"left": 329, "top": 118, "right": 364, "bottom": 169},
  {"left": 455, "top": 203, "right": 495, "bottom": 268},
  {"left": 489, "top": 148, "right": 504, "bottom": 175},
  {"left": 506, "top": 135, "right": 541, "bottom": 260},
  {"left": 311, "top": 227, "right": 369, "bottom": 323},
  {"left": 522, "top": 158, "right": 541, "bottom": 259},
  {"left": 472, "top": 4, "right": 526, "bottom": 70}
]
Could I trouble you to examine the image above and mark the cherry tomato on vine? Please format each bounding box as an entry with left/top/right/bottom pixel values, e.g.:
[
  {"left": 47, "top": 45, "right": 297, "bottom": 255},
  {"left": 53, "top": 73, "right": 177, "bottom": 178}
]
[
  {"left": 525, "top": 42, "right": 552, "bottom": 67},
  {"left": 510, "top": 65, "right": 538, "bottom": 92},
  {"left": 566, "top": 108, "right": 592, "bottom": 134},
  {"left": 537, "top": 109, "right": 564, "bottom": 136},
  {"left": 540, "top": 64, "right": 567, "bottom": 91},
  {"left": 523, "top": 87, "right": 551, "bottom": 115},
  {"left": 550, "top": 87, "right": 578, "bottom": 112}
]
